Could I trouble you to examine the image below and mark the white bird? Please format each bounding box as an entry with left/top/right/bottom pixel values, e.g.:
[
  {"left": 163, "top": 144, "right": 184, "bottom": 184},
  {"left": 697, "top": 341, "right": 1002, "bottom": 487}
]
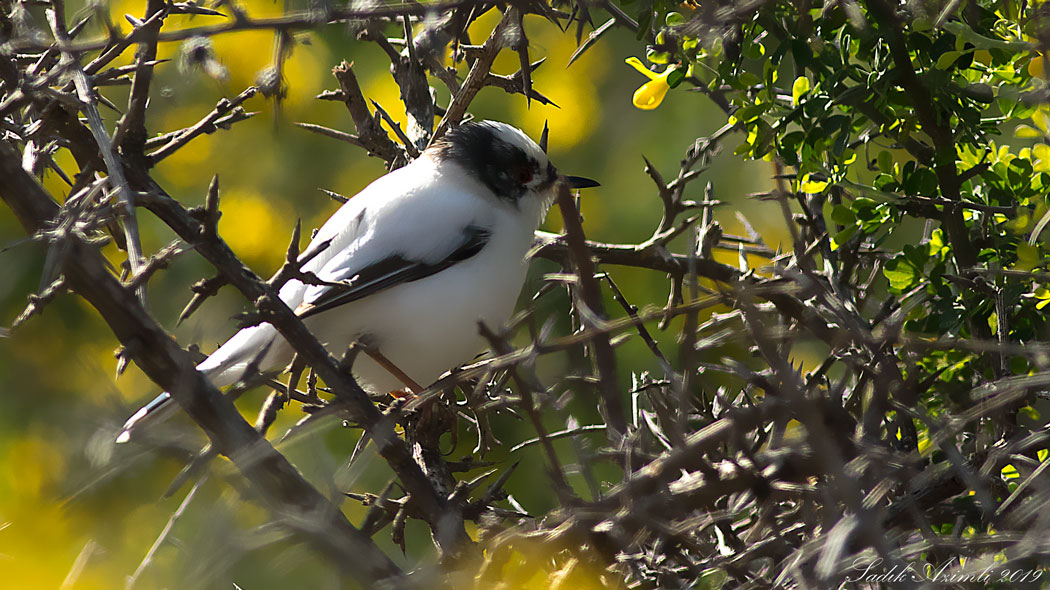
[{"left": 117, "top": 120, "right": 598, "bottom": 443}]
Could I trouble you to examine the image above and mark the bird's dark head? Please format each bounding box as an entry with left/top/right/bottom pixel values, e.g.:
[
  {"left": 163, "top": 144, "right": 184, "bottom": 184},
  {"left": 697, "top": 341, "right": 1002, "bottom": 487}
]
[{"left": 428, "top": 121, "right": 598, "bottom": 203}]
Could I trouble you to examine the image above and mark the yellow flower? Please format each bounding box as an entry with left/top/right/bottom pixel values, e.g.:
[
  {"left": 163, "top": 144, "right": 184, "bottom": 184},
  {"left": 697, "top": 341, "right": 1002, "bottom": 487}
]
[{"left": 625, "top": 57, "right": 674, "bottom": 110}]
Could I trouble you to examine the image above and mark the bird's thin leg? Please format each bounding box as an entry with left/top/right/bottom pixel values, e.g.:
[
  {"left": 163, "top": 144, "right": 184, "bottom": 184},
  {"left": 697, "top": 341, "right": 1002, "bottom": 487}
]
[{"left": 362, "top": 345, "right": 425, "bottom": 395}]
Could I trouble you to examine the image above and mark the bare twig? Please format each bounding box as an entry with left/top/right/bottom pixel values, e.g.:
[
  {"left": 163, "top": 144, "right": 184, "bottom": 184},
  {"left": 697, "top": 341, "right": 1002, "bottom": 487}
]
[
  {"left": 46, "top": 1, "right": 147, "bottom": 306},
  {"left": 553, "top": 180, "right": 627, "bottom": 443},
  {"left": 432, "top": 8, "right": 515, "bottom": 142},
  {"left": 148, "top": 87, "right": 259, "bottom": 163},
  {"left": 331, "top": 62, "right": 404, "bottom": 166}
]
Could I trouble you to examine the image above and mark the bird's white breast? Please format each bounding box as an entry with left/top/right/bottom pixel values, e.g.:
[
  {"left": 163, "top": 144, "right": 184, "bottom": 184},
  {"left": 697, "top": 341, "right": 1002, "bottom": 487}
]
[
  {"left": 197, "top": 155, "right": 542, "bottom": 393},
  {"left": 302, "top": 159, "right": 538, "bottom": 392}
]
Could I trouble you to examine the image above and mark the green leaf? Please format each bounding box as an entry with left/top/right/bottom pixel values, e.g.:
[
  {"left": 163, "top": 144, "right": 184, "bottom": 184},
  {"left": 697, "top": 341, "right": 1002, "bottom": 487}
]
[
  {"left": 734, "top": 103, "right": 768, "bottom": 122},
  {"left": 1015, "top": 102, "right": 1039, "bottom": 120},
  {"left": 667, "top": 68, "right": 685, "bottom": 88},
  {"left": 744, "top": 42, "right": 765, "bottom": 60},
  {"left": 831, "top": 225, "right": 857, "bottom": 250},
  {"left": 1034, "top": 109, "right": 1050, "bottom": 133},
  {"left": 853, "top": 197, "right": 879, "bottom": 212},
  {"left": 942, "top": 20, "right": 1033, "bottom": 52},
  {"left": 665, "top": 11, "right": 685, "bottom": 26},
  {"left": 928, "top": 228, "right": 949, "bottom": 258},
  {"left": 792, "top": 76, "right": 811, "bottom": 106},
  {"left": 799, "top": 173, "right": 829, "bottom": 193},
  {"left": 647, "top": 48, "right": 670, "bottom": 65},
  {"left": 877, "top": 150, "right": 894, "bottom": 173},
  {"left": 831, "top": 204, "right": 856, "bottom": 225},
  {"left": 1015, "top": 125, "right": 1043, "bottom": 139},
  {"left": 935, "top": 50, "right": 965, "bottom": 70},
  {"left": 695, "top": 568, "right": 728, "bottom": 590},
  {"left": 999, "top": 96, "right": 1018, "bottom": 118},
  {"left": 884, "top": 254, "right": 923, "bottom": 291},
  {"left": 737, "top": 71, "right": 762, "bottom": 87},
  {"left": 1015, "top": 242, "right": 1040, "bottom": 271}
]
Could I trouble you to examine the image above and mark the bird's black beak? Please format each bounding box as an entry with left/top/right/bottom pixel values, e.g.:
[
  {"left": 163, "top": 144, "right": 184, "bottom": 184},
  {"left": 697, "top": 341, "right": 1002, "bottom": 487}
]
[{"left": 565, "top": 175, "right": 600, "bottom": 189}]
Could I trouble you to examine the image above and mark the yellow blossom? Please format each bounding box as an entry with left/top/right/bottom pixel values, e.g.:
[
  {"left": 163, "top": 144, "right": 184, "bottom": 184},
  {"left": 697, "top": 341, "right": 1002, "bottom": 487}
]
[{"left": 625, "top": 57, "right": 674, "bottom": 110}]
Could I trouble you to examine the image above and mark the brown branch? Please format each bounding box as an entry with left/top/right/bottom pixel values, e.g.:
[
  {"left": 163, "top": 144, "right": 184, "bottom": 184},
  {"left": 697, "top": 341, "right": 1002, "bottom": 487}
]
[
  {"left": 113, "top": 0, "right": 167, "bottom": 160},
  {"left": 553, "top": 181, "right": 628, "bottom": 443},
  {"left": 7, "top": 2, "right": 482, "bottom": 53},
  {"left": 483, "top": 57, "right": 558, "bottom": 106},
  {"left": 479, "top": 322, "right": 576, "bottom": 502},
  {"left": 331, "top": 62, "right": 404, "bottom": 166},
  {"left": 532, "top": 232, "right": 836, "bottom": 345},
  {"left": 387, "top": 15, "right": 435, "bottom": 150},
  {"left": 148, "top": 87, "right": 259, "bottom": 164},
  {"left": 46, "top": 0, "right": 147, "bottom": 306},
  {"left": 293, "top": 121, "right": 368, "bottom": 149},
  {"left": 432, "top": 7, "right": 515, "bottom": 142}
]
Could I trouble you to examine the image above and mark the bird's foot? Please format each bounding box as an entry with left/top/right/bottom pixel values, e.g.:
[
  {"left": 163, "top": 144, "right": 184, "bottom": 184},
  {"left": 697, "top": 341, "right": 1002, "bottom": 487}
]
[{"left": 388, "top": 389, "right": 417, "bottom": 401}]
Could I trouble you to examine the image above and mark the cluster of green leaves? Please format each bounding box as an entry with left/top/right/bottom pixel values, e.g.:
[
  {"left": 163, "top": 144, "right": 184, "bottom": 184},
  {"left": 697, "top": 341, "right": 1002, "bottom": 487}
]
[{"left": 639, "top": 0, "right": 1050, "bottom": 392}]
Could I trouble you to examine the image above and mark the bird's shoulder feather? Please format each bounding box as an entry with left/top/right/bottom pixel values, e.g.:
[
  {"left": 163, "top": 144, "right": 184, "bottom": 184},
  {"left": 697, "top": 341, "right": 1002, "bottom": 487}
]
[{"left": 294, "top": 158, "right": 499, "bottom": 316}]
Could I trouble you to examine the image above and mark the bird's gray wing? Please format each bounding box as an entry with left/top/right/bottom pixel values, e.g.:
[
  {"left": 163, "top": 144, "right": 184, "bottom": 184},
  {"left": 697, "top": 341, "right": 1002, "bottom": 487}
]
[{"left": 295, "top": 225, "right": 491, "bottom": 319}]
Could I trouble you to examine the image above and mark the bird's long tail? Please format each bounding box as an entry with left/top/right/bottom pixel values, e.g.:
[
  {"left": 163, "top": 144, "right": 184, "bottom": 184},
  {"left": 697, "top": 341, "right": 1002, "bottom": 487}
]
[
  {"left": 114, "top": 362, "right": 238, "bottom": 444},
  {"left": 115, "top": 325, "right": 281, "bottom": 443},
  {"left": 115, "top": 391, "right": 175, "bottom": 443}
]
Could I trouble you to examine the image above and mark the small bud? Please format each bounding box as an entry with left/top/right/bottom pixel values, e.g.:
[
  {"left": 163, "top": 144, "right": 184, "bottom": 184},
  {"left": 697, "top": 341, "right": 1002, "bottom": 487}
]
[
  {"left": 255, "top": 66, "right": 286, "bottom": 99},
  {"left": 178, "top": 37, "right": 229, "bottom": 82}
]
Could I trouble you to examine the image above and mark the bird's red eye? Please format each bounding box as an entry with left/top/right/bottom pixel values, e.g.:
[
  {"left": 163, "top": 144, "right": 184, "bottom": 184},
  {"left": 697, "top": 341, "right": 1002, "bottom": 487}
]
[{"left": 518, "top": 166, "right": 534, "bottom": 185}]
